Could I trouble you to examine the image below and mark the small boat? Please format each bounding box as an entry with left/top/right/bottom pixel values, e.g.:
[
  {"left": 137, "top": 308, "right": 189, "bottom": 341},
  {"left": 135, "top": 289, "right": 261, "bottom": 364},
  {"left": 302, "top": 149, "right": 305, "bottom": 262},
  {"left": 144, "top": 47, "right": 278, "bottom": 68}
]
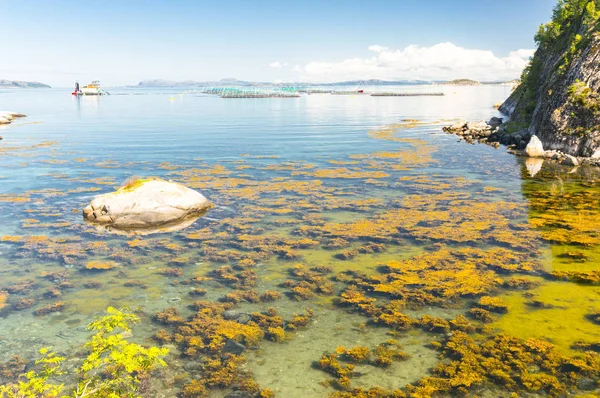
[{"left": 72, "top": 81, "right": 109, "bottom": 96}]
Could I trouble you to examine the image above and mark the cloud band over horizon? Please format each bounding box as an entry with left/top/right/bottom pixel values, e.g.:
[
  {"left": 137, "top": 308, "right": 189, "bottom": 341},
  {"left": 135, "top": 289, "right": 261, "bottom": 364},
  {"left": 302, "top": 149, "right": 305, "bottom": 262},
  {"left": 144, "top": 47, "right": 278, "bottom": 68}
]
[{"left": 294, "top": 42, "right": 534, "bottom": 82}]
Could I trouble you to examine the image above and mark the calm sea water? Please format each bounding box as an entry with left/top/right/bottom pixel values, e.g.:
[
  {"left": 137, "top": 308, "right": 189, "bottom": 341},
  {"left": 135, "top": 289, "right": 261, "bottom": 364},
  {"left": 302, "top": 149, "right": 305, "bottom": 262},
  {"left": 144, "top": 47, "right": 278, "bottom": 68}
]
[{"left": 0, "top": 86, "right": 598, "bottom": 397}]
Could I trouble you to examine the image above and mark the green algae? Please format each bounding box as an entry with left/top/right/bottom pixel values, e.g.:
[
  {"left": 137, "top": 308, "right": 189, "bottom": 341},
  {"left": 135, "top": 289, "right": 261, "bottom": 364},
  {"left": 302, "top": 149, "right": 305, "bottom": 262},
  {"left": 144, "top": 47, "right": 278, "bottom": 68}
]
[{"left": 491, "top": 281, "right": 600, "bottom": 354}]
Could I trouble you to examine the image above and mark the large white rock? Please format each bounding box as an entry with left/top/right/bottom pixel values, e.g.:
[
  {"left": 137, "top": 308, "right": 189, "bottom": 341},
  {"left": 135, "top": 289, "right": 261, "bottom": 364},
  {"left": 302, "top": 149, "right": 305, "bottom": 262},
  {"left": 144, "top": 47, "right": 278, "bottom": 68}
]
[
  {"left": 83, "top": 179, "right": 211, "bottom": 230},
  {"left": 525, "top": 135, "right": 545, "bottom": 157},
  {"left": 466, "top": 121, "right": 489, "bottom": 132},
  {"left": 0, "top": 111, "right": 26, "bottom": 125}
]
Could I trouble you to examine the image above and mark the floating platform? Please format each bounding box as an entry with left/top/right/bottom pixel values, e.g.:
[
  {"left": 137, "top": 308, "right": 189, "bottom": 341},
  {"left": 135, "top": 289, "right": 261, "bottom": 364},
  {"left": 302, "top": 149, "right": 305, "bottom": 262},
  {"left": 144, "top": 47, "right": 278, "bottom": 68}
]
[
  {"left": 370, "top": 92, "right": 445, "bottom": 97},
  {"left": 305, "top": 89, "right": 333, "bottom": 94},
  {"left": 220, "top": 93, "right": 301, "bottom": 98},
  {"left": 330, "top": 91, "right": 368, "bottom": 95}
]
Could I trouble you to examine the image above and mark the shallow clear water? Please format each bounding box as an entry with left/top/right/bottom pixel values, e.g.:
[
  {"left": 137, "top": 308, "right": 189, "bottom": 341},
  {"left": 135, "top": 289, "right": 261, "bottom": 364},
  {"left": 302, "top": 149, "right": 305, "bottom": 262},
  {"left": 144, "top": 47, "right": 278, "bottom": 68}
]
[{"left": 0, "top": 86, "right": 599, "bottom": 397}]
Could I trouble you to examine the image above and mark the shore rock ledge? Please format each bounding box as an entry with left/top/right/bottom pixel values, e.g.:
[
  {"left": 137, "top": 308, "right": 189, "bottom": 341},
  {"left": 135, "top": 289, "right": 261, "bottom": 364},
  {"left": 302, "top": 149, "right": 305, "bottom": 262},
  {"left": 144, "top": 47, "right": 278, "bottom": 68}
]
[
  {"left": 0, "top": 112, "right": 26, "bottom": 125},
  {"left": 83, "top": 179, "right": 211, "bottom": 229}
]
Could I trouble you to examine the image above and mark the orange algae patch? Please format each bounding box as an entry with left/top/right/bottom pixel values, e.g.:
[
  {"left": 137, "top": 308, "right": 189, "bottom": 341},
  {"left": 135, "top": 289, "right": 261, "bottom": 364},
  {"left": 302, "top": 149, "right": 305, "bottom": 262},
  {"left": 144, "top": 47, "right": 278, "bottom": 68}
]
[
  {"left": 367, "top": 122, "right": 426, "bottom": 141},
  {"left": 127, "top": 239, "right": 148, "bottom": 248},
  {"left": 1, "top": 236, "right": 23, "bottom": 243},
  {"left": 0, "top": 194, "right": 30, "bottom": 203},
  {"left": 525, "top": 182, "right": 600, "bottom": 247},
  {"left": 408, "top": 331, "right": 600, "bottom": 396},
  {"left": 299, "top": 185, "right": 539, "bottom": 251},
  {"left": 374, "top": 248, "right": 506, "bottom": 302},
  {"left": 297, "top": 167, "right": 389, "bottom": 179},
  {"left": 184, "top": 228, "right": 213, "bottom": 240},
  {"left": 85, "top": 260, "right": 118, "bottom": 270},
  {"left": 0, "top": 292, "right": 7, "bottom": 309}
]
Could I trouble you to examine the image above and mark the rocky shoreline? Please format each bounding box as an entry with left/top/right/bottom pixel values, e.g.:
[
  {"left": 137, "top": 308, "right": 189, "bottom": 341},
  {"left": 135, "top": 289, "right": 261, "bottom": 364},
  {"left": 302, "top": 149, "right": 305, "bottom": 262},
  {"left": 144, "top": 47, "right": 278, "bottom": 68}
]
[
  {"left": 0, "top": 111, "right": 26, "bottom": 126},
  {"left": 443, "top": 118, "right": 600, "bottom": 168}
]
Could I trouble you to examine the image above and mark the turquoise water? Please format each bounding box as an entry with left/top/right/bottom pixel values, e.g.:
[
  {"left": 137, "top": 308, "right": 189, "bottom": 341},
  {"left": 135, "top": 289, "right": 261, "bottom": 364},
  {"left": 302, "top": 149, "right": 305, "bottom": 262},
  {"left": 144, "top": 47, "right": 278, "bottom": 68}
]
[{"left": 0, "top": 86, "right": 599, "bottom": 397}]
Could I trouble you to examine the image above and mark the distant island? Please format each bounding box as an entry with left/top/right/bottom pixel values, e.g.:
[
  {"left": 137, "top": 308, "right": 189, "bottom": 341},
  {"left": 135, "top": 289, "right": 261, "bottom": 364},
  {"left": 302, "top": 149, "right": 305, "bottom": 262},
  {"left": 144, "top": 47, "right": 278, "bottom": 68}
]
[
  {"left": 135, "top": 77, "right": 524, "bottom": 88},
  {"left": 0, "top": 79, "right": 51, "bottom": 88},
  {"left": 442, "top": 79, "right": 481, "bottom": 86},
  {"left": 136, "top": 78, "right": 433, "bottom": 88}
]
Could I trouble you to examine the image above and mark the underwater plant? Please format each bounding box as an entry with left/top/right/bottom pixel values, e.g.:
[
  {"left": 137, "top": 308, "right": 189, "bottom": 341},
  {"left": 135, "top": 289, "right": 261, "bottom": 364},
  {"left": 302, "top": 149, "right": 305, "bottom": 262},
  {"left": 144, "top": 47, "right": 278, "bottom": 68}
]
[{"left": 0, "top": 307, "right": 168, "bottom": 398}]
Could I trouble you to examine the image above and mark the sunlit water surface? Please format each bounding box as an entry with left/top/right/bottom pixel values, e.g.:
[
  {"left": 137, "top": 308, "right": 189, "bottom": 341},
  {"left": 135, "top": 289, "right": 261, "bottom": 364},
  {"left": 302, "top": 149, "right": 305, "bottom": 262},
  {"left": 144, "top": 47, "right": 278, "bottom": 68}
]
[{"left": 0, "top": 86, "right": 599, "bottom": 397}]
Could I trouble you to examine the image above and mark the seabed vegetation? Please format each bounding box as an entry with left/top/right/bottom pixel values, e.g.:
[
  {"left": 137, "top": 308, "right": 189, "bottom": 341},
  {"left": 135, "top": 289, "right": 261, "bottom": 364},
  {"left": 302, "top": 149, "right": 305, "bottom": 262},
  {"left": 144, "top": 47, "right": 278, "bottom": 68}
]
[{"left": 0, "top": 119, "right": 599, "bottom": 397}]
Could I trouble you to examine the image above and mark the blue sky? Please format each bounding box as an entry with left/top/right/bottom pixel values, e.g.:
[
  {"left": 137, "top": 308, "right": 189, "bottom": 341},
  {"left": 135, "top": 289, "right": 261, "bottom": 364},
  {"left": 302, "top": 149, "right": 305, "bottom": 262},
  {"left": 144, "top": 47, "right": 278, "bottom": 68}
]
[{"left": 1, "top": 0, "right": 556, "bottom": 86}]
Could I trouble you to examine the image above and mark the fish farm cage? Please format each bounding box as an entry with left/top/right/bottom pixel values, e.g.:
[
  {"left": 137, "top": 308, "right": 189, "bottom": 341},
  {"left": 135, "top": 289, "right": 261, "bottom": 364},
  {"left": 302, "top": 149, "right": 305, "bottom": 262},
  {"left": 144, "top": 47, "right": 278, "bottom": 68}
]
[
  {"left": 195, "top": 86, "right": 446, "bottom": 98},
  {"left": 199, "top": 87, "right": 300, "bottom": 98}
]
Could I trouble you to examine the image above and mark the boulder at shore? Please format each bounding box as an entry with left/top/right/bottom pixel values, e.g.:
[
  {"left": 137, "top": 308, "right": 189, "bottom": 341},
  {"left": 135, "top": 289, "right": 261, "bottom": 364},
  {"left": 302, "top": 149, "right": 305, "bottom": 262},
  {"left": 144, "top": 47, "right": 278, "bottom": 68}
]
[
  {"left": 83, "top": 179, "right": 211, "bottom": 230},
  {"left": 0, "top": 112, "right": 26, "bottom": 125},
  {"left": 525, "top": 135, "right": 545, "bottom": 157}
]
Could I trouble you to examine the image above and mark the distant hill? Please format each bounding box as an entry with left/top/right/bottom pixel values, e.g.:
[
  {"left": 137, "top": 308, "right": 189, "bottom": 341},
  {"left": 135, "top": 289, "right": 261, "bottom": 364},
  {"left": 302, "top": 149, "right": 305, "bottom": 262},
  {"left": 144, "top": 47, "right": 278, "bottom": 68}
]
[
  {"left": 442, "top": 79, "right": 481, "bottom": 86},
  {"left": 137, "top": 78, "right": 261, "bottom": 87},
  {"left": 136, "top": 78, "right": 432, "bottom": 87},
  {"left": 0, "top": 79, "right": 51, "bottom": 88}
]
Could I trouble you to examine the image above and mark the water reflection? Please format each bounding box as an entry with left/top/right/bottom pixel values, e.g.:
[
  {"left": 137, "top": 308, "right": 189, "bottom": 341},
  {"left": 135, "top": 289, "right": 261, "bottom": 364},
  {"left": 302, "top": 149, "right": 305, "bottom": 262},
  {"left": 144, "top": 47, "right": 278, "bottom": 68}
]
[{"left": 83, "top": 210, "right": 208, "bottom": 236}]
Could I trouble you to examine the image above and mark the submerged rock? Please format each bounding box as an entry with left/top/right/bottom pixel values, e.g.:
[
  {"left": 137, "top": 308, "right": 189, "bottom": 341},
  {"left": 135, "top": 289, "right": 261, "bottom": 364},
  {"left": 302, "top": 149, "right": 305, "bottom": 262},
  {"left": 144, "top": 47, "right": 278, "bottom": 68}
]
[
  {"left": 83, "top": 178, "right": 211, "bottom": 232},
  {"left": 525, "top": 135, "right": 545, "bottom": 157},
  {"left": 223, "top": 339, "right": 245, "bottom": 355},
  {"left": 577, "top": 377, "right": 597, "bottom": 391},
  {"left": 0, "top": 111, "right": 26, "bottom": 125},
  {"left": 561, "top": 154, "right": 580, "bottom": 167}
]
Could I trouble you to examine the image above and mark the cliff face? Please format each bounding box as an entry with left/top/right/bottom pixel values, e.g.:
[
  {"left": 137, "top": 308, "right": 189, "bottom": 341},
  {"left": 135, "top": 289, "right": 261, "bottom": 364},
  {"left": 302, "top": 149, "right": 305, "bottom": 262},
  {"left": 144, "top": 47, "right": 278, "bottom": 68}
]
[{"left": 501, "top": 0, "right": 600, "bottom": 157}]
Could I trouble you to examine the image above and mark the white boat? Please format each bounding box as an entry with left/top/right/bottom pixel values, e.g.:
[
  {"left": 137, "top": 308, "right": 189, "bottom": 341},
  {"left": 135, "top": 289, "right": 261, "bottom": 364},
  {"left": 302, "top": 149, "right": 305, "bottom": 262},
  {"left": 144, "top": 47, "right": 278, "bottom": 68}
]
[{"left": 72, "top": 81, "right": 109, "bottom": 96}]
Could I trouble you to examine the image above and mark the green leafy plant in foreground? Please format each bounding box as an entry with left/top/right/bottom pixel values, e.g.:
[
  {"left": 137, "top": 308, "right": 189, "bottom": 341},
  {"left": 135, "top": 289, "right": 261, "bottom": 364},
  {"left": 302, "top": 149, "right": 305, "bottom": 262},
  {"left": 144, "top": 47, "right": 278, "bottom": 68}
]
[{"left": 0, "top": 307, "right": 168, "bottom": 398}]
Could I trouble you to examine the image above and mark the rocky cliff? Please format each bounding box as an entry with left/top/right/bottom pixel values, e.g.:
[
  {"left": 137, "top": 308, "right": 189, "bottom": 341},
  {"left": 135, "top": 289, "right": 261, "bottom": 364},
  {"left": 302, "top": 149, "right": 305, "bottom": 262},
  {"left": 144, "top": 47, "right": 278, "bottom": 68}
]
[{"left": 501, "top": 0, "right": 600, "bottom": 158}]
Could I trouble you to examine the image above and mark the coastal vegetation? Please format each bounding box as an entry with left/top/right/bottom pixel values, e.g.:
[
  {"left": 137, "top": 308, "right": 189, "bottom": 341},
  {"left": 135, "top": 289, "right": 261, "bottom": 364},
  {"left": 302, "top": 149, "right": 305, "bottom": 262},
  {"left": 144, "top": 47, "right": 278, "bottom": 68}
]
[
  {"left": 502, "top": 0, "right": 600, "bottom": 156},
  {"left": 0, "top": 307, "right": 168, "bottom": 398}
]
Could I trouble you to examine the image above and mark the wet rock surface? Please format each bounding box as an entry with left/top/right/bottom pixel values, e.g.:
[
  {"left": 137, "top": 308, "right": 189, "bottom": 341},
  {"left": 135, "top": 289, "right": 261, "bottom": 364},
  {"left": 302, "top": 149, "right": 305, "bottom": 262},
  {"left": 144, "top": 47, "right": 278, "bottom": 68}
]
[
  {"left": 442, "top": 118, "right": 529, "bottom": 150},
  {"left": 83, "top": 179, "right": 211, "bottom": 232},
  {"left": 223, "top": 339, "right": 246, "bottom": 355},
  {"left": 576, "top": 377, "right": 597, "bottom": 391},
  {"left": 443, "top": 119, "right": 600, "bottom": 168},
  {"left": 0, "top": 112, "right": 26, "bottom": 125}
]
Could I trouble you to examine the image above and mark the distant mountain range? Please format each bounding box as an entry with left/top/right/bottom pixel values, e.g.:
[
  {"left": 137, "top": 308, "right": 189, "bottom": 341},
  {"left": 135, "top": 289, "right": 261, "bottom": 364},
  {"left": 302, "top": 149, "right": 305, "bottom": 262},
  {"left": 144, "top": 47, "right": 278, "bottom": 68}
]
[
  {"left": 0, "top": 79, "right": 51, "bottom": 88},
  {"left": 136, "top": 78, "right": 518, "bottom": 87},
  {"left": 441, "top": 78, "right": 519, "bottom": 86},
  {"left": 136, "top": 78, "right": 434, "bottom": 87}
]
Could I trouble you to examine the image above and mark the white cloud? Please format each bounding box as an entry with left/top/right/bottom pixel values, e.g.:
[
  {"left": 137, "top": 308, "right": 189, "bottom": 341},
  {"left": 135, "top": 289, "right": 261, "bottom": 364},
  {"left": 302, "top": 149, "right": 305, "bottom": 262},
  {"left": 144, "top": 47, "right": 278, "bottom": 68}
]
[
  {"left": 298, "top": 42, "right": 534, "bottom": 82},
  {"left": 368, "top": 45, "right": 389, "bottom": 53},
  {"left": 268, "top": 61, "right": 288, "bottom": 68}
]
